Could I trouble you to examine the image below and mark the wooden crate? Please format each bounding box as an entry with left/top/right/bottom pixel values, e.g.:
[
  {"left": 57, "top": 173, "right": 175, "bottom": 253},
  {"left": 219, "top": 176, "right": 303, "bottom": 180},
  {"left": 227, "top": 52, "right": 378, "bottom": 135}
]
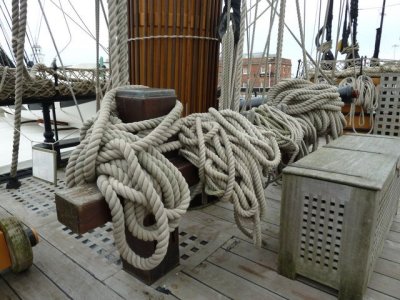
[{"left": 278, "top": 134, "right": 400, "bottom": 299}]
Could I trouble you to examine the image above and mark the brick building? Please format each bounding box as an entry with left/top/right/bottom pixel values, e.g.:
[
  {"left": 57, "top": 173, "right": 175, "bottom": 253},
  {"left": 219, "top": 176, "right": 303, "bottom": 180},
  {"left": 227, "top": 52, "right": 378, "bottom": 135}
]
[
  {"left": 219, "top": 53, "right": 292, "bottom": 90},
  {"left": 241, "top": 53, "right": 292, "bottom": 89}
]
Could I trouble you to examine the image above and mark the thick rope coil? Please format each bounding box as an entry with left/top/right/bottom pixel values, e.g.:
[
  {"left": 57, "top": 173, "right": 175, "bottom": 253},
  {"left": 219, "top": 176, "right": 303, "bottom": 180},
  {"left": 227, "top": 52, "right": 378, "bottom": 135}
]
[
  {"left": 267, "top": 79, "right": 346, "bottom": 151},
  {"left": 65, "top": 86, "right": 190, "bottom": 270},
  {"left": 246, "top": 104, "right": 307, "bottom": 164},
  {"left": 174, "top": 109, "right": 281, "bottom": 246}
]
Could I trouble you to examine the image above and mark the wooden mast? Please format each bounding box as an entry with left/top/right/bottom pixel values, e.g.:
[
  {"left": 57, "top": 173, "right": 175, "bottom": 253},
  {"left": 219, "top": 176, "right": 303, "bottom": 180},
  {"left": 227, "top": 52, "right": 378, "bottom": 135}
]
[{"left": 127, "top": 0, "right": 222, "bottom": 115}]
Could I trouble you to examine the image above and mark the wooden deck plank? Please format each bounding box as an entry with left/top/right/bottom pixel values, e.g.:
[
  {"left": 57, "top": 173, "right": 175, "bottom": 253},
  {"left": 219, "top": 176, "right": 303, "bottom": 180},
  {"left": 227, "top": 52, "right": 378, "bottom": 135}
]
[
  {"left": 202, "top": 204, "right": 280, "bottom": 238},
  {"left": 381, "top": 240, "right": 400, "bottom": 264},
  {"left": 0, "top": 277, "right": 19, "bottom": 299},
  {"left": 208, "top": 247, "right": 336, "bottom": 300},
  {"left": 391, "top": 221, "right": 400, "bottom": 234},
  {"left": 154, "top": 270, "right": 230, "bottom": 300},
  {"left": 1, "top": 266, "right": 69, "bottom": 300},
  {"left": 32, "top": 238, "right": 124, "bottom": 300},
  {"left": 369, "top": 272, "right": 400, "bottom": 299},
  {"left": 374, "top": 258, "right": 400, "bottom": 281},
  {"left": 364, "top": 288, "right": 397, "bottom": 300},
  {"left": 104, "top": 270, "right": 175, "bottom": 300},
  {"left": 387, "top": 230, "right": 400, "bottom": 244},
  {"left": 221, "top": 238, "right": 278, "bottom": 271},
  {"left": 185, "top": 261, "right": 285, "bottom": 300},
  {"left": 37, "top": 220, "right": 120, "bottom": 281}
]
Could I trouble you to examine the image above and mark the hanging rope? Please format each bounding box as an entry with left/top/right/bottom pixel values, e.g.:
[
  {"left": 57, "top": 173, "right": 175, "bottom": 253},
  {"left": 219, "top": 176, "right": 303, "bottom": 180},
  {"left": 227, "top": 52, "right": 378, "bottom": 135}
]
[
  {"left": 175, "top": 109, "right": 281, "bottom": 246},
  {"left": 338, "top": 75, "right": 378, "bottom": 133},
  {"left": 267, "top": 79, "right": 346, "bottom": 151},
  {"left": 7, "top": 0, "right": 28, "bottom": 189},
  {"left": 274, "top": 0, "right": 286, "bottom": 83},
  {"left": 108, "top": 0, "right": 129, "bottom": 88}
]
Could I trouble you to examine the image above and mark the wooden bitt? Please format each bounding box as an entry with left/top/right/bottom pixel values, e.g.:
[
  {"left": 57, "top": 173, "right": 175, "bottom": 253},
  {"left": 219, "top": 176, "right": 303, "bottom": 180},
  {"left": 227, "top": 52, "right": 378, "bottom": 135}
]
[
  {"left": 55, "top": 156, "right": 198, "bottom": 235},
  {"left": 56, "top": 87, "right": 204, "bottom": 284}
]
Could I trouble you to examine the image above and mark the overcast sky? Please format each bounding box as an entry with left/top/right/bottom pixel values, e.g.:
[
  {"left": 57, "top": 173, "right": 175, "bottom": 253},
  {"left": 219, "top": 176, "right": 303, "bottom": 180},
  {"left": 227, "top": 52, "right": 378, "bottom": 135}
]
[{"left": 0, "top": 0, "right": 398, "bottom": 73}]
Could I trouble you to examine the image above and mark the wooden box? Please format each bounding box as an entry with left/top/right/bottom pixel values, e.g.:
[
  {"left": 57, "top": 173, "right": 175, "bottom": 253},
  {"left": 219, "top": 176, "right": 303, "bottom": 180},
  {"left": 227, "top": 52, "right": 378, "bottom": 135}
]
[{"left": 278, "top": 134, "right": 400, "bottom": 299}]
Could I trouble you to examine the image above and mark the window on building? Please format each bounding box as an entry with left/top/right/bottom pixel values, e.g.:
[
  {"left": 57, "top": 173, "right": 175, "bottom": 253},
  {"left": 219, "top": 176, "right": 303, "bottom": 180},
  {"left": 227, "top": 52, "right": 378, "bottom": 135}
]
[
  {"left": 243, "top": 66, "right": 248, "bottom": 74},
  {"left": 260, "top": 65, "right": 266, "bottom": 74},
  {"left": 242, "top": 82, "right": 248, "bottom": 88}
]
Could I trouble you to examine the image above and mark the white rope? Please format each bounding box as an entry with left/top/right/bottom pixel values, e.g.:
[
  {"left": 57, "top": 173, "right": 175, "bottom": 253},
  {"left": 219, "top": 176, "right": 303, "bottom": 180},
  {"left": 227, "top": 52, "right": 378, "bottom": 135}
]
[
  {"left": 275, "top": 0, "right": 286, "bottom": 83},
  {"left": 66, "top": 86, "right": 190, "bottom": 270},
  {"left": 219, "top": 25, "right": 235, "bottom": 110},
  {"left": 295, "top": 0, "right": 308, "bottom": 79},
  {"left": 176, "top": 109, "right": 281, "bottom": 246},
  {"left": 232, "top": 0, "right": 246, "bottom": 112},
  {"left": 108, "top": 0, "right": 129, "bottom": 88},
  {"left": 338, "top": 75, "right": 378, "bottom": 134},
  {"left": 268, "top": 79, "right": 346, "bottom": 151},
  {"left": 8, "top": 0, "right": 28, "bottom": 181}
]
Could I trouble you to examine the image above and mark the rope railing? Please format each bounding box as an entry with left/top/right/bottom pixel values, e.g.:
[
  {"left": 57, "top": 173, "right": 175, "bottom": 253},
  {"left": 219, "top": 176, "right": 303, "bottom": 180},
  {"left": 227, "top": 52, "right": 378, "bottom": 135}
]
[{"left": 0, "top": 65, "right": 109, "bottom": 102}]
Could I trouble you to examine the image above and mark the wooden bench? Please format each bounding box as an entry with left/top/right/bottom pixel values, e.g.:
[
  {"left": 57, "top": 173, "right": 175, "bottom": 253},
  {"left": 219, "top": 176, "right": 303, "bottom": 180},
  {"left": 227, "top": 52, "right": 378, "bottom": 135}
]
[{"left": 55, "top": 88, "right": 202, "bottom": 284}]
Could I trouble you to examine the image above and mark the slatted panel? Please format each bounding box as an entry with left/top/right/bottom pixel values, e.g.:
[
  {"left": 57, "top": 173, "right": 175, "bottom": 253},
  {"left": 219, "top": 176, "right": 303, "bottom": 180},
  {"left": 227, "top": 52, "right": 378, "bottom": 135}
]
[
  {"left": 127, "top": 0, "right": 221, "bottom": 115},
  {"left": 299, "top": 193, "right": 344, "bottom": 281},
  {"left": 374, "top": 73, "right": 400, "bottom": 136}
]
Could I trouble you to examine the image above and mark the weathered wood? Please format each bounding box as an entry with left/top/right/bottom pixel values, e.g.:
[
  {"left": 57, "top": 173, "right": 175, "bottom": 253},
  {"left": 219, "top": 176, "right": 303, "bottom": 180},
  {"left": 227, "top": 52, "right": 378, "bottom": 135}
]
[
  {"left": 186, "top": 261, "right": 286, "bottom": 300},
  {"left": 369, "top": 272, "right": 400, "bottom": 299},
  {"left": 55, "top": 156, "right": 198, "bottom": 235},
  {"left": 279, "top": 134, "right": 400, "bottom": 299},
  {"left": 0, "top": 277, "right": 19, "bottom": 299},
  {"left": 104, "top": 270, "right": 176, "bottom": 300},
  {"left": 55, "top": 184, "right": 110, "bottom": 234},
  {"left": 2, "top": 266, "right": 69, "bottom": 300},
  {"left": 209, "top": 247, "right": 336, "bottom": 300},
  {"left": 31, "top": 236, "right": 124, "bottom": 300},
  {"left": 37, "top": 220, "right": 120, "bottom": 281}
]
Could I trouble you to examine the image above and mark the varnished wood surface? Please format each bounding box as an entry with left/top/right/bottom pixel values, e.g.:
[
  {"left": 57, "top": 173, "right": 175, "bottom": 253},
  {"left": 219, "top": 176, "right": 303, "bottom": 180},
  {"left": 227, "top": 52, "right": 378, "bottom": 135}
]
[{"left": 1, "top": 174, "right": 400, "bottom": 299}]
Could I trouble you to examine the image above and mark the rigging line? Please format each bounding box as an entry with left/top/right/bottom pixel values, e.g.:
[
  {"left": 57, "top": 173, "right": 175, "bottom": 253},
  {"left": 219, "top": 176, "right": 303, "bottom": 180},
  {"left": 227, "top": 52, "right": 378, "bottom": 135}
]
[
  {"left": 265, "top": 0, "right": 333, "bottom": 84},
  {"left": 331, "top": 0, "right": 345, "bottom": 79},
  {"left": 359, "top": 3, "right": 400, "bottom": 10},
  {"left": 48, "top": 0, "right": 108, "bottom": 54},
  {"left": 0, "top": 2, "right": 15, "bottom": 63},
  {"left": 246, "top": 5, "right": 270, "bottom": 30},
  {"left": 34, "top": 0, "right": 45, "bottom": 44},
  {"left": 56, "top": 0, "right": 72, "bottom": 56},
  {"left": 27, "top": 25, "right": 39, "bottom": 63},
  {"left": 37, "top": 0, "right": 84, "bottom": 123},
  {"left": 99, "top": 0, "right": 109, "bottom": 29},
  {"left": 260, "top": 0, "right": 279, "bottom": 100},
  {"left": 314, "top": 0, "right": 331, "bottom": 82}
]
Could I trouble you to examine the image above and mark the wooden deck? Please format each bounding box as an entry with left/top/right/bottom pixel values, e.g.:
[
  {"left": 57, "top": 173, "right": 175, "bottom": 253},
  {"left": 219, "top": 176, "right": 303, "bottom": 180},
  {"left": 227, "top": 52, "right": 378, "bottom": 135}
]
[{"left": 1, "top": 172, "right": 400, "bottom": 299}]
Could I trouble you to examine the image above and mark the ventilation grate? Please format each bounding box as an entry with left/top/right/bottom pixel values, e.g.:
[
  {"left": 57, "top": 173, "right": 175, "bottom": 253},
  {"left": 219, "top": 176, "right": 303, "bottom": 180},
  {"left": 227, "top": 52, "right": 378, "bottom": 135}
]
[
  {"left": 374, "top": 74, "right": 400, "bottom": 136},
  {"left": 299, "top": 194, "right": 344, "bottom": 272}
]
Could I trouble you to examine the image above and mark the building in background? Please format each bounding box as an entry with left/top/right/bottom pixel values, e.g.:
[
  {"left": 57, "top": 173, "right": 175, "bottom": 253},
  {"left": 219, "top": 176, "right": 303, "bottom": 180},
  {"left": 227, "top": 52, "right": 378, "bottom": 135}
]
[
  {"left": 241, "top": 53, "right": 292, "bottom": 89},
  {"left": 218, "top": 53, "right": 292, "bottom": 95}
]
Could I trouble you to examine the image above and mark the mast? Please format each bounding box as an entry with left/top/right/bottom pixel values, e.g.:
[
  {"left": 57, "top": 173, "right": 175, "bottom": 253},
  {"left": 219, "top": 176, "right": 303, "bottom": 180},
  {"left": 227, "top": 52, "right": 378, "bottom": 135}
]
[{"left": 372, "top": 0, "right": 386, "bottom": 60}]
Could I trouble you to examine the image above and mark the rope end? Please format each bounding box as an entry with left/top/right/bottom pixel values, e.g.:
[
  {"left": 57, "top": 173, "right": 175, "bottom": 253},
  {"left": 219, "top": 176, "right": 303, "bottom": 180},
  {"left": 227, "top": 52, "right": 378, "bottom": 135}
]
[{"left": 6, "top": 177, "right": 21, "bottom": 189}]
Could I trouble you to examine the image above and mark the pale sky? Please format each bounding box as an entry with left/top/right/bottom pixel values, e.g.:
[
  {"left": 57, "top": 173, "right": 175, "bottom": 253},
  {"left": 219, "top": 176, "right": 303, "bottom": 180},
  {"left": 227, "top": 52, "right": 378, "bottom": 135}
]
[{"left": 0, "top": 0, "right": 399, "bottom": 74}]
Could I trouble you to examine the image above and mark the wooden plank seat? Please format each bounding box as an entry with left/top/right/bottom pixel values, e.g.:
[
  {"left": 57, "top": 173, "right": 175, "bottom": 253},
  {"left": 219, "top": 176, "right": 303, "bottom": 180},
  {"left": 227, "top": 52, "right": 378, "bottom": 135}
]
[{"left": 55, "top": 88, "right": 204, "bottom": 284}]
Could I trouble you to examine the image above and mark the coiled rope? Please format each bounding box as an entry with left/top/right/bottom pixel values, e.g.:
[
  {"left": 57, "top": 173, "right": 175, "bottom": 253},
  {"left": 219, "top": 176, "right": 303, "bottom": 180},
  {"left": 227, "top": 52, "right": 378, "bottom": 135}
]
[
  {"left": 338, "top": 75, "right": 378, "bottom": 134},
  {"left": 174, "top": 109, "right": 281, "bottom": 246},
  {"left": 66, "top": 86, "right": 191, "bottom": 270},
  {"left": 267, "top": 79, "right": 346, "bottom": 151},
  {"left": 245, "top": 104, "right": 307, "bottom": 164}
]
